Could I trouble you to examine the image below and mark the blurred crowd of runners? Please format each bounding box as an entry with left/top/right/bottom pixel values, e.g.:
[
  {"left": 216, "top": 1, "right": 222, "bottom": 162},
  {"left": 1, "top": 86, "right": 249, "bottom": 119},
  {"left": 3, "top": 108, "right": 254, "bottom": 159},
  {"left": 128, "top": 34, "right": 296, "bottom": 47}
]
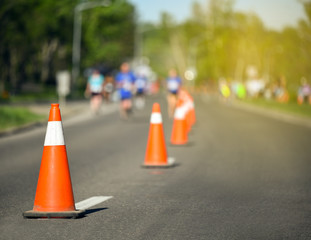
[
  {"left": 84, "top": 60, "right": 311, "bottom": 120},
  {"left": 84, "top": 61, "right": 184, "bottom": 119},
  {"left": 218, "top": 75, "right": 311, "bottom": 105}
]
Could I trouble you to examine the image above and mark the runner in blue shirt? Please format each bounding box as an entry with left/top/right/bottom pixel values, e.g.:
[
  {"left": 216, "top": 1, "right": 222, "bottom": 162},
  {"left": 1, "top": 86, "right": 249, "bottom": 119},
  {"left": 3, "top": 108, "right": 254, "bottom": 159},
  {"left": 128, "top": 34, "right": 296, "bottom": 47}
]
[
  {"left": 115, "top": 62, "right": 136, "bottom": 119},
  {"left": 166, "top": 68, "right": 182, "bottom": 118},
  {"left": 134, "top": 74, "right": 147, "bottom": 109}
]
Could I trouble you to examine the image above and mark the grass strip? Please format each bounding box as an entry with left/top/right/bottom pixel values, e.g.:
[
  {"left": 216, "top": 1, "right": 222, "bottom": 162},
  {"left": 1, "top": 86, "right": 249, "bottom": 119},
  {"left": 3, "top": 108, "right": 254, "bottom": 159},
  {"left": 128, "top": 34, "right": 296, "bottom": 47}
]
[
  {"left": 242, "top": 98, "right": 311, "bottom": 119},
  {"left": 0, "top": 106, "right": 45, "bottom": 130}
]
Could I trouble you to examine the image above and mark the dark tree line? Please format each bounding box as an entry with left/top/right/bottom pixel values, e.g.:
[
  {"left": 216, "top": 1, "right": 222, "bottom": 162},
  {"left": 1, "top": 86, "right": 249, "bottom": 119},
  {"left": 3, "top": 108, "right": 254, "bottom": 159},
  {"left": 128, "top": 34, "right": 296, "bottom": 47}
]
[{"left": 0, "top": 0, "right": 136, "bottom": 96}]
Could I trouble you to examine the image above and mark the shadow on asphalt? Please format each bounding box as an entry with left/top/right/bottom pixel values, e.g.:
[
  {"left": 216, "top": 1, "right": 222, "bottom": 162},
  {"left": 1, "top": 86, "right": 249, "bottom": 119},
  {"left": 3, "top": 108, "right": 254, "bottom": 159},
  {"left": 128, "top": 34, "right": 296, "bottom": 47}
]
[{"left": 83, "top": 207, "right": 109, "bottom": 217}]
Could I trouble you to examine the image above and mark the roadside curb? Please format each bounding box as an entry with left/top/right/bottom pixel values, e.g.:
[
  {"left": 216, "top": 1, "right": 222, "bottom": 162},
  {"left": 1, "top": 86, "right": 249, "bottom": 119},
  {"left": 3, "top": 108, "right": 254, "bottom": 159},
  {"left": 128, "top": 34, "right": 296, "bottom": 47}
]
[
  {"left": 0, "top": 101, "right": 118, "bottom": 138},
  {"left": 0, "top": 121, "right": 46, "bottom": 138}
]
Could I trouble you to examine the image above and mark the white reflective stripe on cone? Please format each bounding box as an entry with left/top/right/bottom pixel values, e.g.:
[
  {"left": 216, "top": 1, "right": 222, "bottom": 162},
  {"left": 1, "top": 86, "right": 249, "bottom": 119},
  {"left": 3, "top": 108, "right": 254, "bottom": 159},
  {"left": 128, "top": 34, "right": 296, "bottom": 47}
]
[
  {"left": 184, "top": 102, "right": 192, "bottom": 112},
  {"left": 44, "top": 121, "right": 65, "bottom": 146},
  {"left": 174, "top": 107, "right": 186, "bottom": 120},
  {"left": 185, "top": 101, "right": 194, "bottom": 110},
  {"left": 181, "top": 105, "right": 189, "bottom": 115},
  {"left": 150, "top": 113, "right": 162, "bottom": 124}
]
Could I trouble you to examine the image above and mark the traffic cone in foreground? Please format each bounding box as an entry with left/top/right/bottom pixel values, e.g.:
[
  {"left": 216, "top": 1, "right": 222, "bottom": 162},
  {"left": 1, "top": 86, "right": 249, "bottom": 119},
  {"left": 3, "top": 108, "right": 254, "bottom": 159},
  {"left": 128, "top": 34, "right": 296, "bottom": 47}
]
[
  {"left": 23, "top": 104, "right": 85, "bottom": 219},
  {"left": 170, "top": 100, "right": 188, "bottom": 145},
  {"left": 142, "top": 103, "right": 175, "bottom": 168}
]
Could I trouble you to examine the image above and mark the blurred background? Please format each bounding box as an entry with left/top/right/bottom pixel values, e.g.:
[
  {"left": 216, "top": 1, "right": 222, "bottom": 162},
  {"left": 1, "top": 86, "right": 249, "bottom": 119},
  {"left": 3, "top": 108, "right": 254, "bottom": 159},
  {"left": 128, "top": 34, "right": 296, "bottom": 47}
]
[{"left": 0, "top": 0, "right": 310, "bottom": 111}]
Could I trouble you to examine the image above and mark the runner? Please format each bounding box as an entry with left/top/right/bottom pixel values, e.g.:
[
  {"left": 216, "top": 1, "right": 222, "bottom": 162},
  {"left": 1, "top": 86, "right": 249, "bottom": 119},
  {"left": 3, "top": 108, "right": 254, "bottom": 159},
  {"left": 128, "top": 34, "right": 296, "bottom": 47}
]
[
  {"left": 85, "top": 69, "right": 104, "bottom": 114},
  {"left": 115, "top": 62, "right": 136, "bottom": 119},
  {"left": 134, "top": 74, "right": 147, "bottom": 109},
  {"left": 166, "top": 68, "right": 182, "bottom": 118},
  {"left": 103, "top": 73, "right": 114, "bottom": 103}
]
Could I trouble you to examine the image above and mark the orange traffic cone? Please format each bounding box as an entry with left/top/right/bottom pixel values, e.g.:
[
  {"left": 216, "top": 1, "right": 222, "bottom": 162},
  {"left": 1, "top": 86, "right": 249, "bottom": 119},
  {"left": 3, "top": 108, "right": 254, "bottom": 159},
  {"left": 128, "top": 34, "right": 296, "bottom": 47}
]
[
  {"left": 23, "top": 104, "right": 85, "bottom": 219},
  {"left": 185, "top": 100, "right": 196, "bottom": 131},
  {"left": 170, "top": 99, "right": 188, "bottom": 145},
  {"left": 189, "top": 101, "right": 196, "bottom": 126},
  {"left": 178, "top": 89, "right": 195, "bottom": 132},
  {"left": 142, "top": 103, "right": 175, "bottom": 168},
  {"left": 185, "top": 104, "right": 192, "bottom": 133},
  {"left": 183, "top": 90, "right": 196, "bottom": 128}
]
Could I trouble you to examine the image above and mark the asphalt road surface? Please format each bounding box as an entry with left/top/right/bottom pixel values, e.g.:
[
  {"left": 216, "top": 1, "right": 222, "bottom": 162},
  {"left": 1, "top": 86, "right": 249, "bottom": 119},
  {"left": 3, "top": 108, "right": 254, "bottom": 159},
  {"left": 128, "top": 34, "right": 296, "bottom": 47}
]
[{"left": 1, "top": 95, "right": 311, "bottom": 240}]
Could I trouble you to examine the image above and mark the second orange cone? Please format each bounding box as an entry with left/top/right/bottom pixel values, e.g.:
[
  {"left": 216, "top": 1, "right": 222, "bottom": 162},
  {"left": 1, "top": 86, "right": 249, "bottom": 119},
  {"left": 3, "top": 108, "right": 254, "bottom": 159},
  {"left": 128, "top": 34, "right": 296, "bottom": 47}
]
[
  {"left": 143, "top": 103, "right": 175, "bottom": 168},
  {"left": 170, "top": 99, "right": 188, "bottom": 145}
]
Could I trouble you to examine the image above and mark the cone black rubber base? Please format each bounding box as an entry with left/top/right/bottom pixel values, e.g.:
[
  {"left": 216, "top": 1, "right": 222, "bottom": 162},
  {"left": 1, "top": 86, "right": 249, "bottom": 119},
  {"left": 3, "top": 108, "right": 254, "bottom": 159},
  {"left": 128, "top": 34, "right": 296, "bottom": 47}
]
[
  {"left": 23, "top": 209, "right": 85, "bottom": 219},
  {"left": 142, "top": 157, "right": 176, "bottom": 168}
]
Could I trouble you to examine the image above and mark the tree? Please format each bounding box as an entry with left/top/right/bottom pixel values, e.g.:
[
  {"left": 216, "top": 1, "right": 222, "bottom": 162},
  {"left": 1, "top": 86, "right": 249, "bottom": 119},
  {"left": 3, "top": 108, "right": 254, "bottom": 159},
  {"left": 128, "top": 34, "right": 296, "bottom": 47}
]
[
  {"left": 0, "top": 0, "right": 136, "bottom": 97},
  {"left": 82, "top": 0, "right": 136, "bottom": 71}
]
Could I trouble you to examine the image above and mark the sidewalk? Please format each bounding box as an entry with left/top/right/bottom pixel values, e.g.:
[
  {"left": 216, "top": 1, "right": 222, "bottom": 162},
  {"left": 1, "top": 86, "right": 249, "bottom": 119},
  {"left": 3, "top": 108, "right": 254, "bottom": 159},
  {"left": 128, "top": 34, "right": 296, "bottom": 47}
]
[
  {"left": 231, "top": 100, "right": 311, "bottom": 129},
  {"left": 27, "top": 100, "right": 90, "bottom": 119},
  {"left": 0, "top": 100, "right": 118, "bottom": 137},
  {"left": 200, "top": 94, "right": 311, "bottom": 129}
]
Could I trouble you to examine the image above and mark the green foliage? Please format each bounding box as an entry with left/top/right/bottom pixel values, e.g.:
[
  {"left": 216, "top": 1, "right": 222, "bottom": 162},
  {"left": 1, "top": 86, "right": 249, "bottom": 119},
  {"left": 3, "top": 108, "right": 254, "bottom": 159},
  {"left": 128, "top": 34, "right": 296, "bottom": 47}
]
[
  {"left": 0, "top": 0, "right": 76, "bottom": 85},
  {"left": 0, "top": 0, "right": 136, "bottom": 97},
  {"left": 1, "top": 0, "right": 311, "bottom": 97},
  {"left": 242, "top": 98, "right": 311, "bottom": 119},
  {"left": 82, "top": 0, "right": 135, "bottom": 69},
  {"left": 141, "top": 0, "right": 311, "bottom": 92},
  {"left": 0, "top": 106, "right": 44, "bottom": 130},
  {"left": 142, "top": 14, "right": 179, "bottom": 78},
  {"left": 9, "top": 89, "right": 58, "bottom": 103}
]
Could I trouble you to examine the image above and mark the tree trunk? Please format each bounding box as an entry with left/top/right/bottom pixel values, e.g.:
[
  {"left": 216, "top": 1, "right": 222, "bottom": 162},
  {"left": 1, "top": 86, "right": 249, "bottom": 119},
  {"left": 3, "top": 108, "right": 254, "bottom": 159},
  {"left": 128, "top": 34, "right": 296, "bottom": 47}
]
[
  {"left": 40, "top": 39, "right": 59, "bottom": 84},
  {"left": 9, "top": 48, "right": 18, "bottom": 94}
]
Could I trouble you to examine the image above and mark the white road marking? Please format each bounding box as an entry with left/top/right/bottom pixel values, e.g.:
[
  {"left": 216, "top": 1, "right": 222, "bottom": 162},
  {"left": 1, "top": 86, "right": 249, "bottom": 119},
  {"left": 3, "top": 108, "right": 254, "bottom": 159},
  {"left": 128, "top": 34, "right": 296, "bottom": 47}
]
[
  {"left": 168, "top": 157, "right": 175, "bottom": 165},
  {"left": 75, "top": 196, "right": 113, "bottom": 210}
]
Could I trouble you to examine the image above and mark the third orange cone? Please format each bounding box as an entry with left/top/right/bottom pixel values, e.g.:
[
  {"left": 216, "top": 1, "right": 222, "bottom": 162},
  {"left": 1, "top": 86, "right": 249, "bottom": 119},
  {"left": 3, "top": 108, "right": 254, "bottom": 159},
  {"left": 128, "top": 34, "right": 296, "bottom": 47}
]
[{"left": 170, "top": 99, "right": 188, "bottom": 145}]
